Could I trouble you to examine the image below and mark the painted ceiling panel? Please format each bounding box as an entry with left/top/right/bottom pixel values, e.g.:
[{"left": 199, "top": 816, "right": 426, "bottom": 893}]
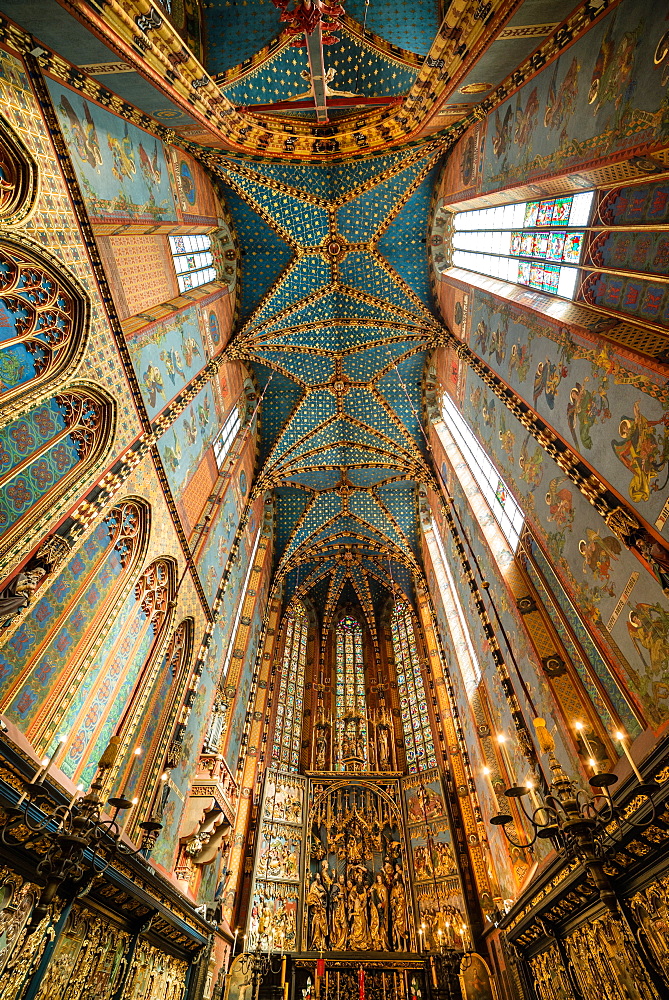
[
  {"left": 342, "top": 0, "right": 440, "bottom": 56},
  {"left": 245, "top": 256, "right": 332, "bottom": 331},
  {"left": 219, "top": 44, "right": 310, "bottom": 105},
  {"left": 348, "top": 492, "right": 410, "bottom": 552},
  {"left": 224, "top": 169, "right": 330, "bottom": 244},
  {"left": 377, "top": 162, "right": 442, "bottom": 302},
  {"left": 222, "top": 187, "right": 294, "bottom": 321},
  {"left": 336, "top": 151, "right": 437, "bottom": 242},
  {"left": 283, "top": 494, "right": 345, "bottom": 559},
  {"left": 268, "top": 389, "right": 339, "bottom": 465},
  {"left": 204, "top": 0, "right": 282, "bottom": 73},
  {"left": 254, "top": 349, "right": 336, "bottom": 385},
  {"left": 337, "top": 252, "right": 426, "bottom": 319},
  {"left": 376, "top": 483, "right": 419, "bottom": 555},
  {"left": 274, "top": 486, "right": 313, "bottom": 557},
  {"left": 283, "top": 470, "right": 343, "bottom": 489},
  {"left": 324, "top": 27, "right": 420, "bottom": 99},
  {"left": 342, "top": 388, "right": 415, "bottom": 451},
  {"left": 340, "top": 341, "right": 417, "bottom": 382},
  {"left": 253, "top": 363, "right": 305, "bottom": 466}
]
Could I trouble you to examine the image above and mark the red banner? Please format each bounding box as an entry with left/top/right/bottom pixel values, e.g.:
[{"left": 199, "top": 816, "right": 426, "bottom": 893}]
[
  {"left": 317, "top": 959, "right": 325, "bottom": 978},
  {"left": 358, "top": 967, "right": 365, "bottom": 1000}
]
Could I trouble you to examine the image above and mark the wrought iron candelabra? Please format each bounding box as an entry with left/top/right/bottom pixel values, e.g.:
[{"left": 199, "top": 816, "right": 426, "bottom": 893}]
[
  {"left": 490, "top": 718, "right": 659, "bottom": 910},
  {"left": 238, "top": 942, "right": 283, "bottom": 1000},
  {"left": 0, "top": 750, "right": 163, "bottom": 934}
]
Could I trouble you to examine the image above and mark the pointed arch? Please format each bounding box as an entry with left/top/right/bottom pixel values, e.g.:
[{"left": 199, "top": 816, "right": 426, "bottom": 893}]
[
  {"left": 0, "top": 498, "right": 149, "bottom": 740},
  {"left": 0, "top": 118, "right": 38, "bottom": 225},
  {"left": 55, "top": 555, "right": 177, "bottom": 786},
  {"left": 272, "top": 600, "right": 308, "bottom": 773},
  {"left": 389, "top": 598, "right": 436, "bottom": 774},
  {"left": 113, "top": 617, "right": 195, "bottom": 825},
  {"left": 0, "top": 233, "right": 90, "bottom": 423},
  {"left": 0, "top": 383, "right": 115, "bottom": 572}
]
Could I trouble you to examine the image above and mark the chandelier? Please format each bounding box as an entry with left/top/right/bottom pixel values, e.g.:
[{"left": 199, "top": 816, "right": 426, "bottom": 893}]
[
  {"left": 490, "top": 718, "right": 659, "bottom": 909},
  {"left": 0, "top": 736, "right": 164, "bottom": 935}
]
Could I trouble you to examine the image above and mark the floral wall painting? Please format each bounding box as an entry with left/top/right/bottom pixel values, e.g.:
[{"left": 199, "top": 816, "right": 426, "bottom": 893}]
[{"left": 48, "top": 80, "right": 177, "bottom": 224}]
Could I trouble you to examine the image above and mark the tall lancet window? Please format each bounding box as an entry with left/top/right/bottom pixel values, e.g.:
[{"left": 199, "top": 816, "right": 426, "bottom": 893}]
[
  {"left": 452, "top": 191, "right": 594, "bottom": 299},
  {"left": 272, "top": 601, "right": 308, "bottom": 772},
  {"left": 335, "top": 615, "right": 367, "bottom": 767},
  {"left": 391, "top": 601, "right": 436, "bottom": 773}
]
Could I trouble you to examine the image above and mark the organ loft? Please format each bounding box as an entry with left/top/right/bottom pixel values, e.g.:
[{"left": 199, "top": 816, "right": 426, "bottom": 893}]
[{"left": 0, "top": 0, "right": 668, "bottom": 999}]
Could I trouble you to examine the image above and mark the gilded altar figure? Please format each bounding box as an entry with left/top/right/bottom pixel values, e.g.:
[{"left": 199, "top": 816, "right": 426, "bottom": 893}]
[
  {"left": 330, "top": 874, "right": 348, "bottom": 950},
  {"left": 307, "top": 874, "right": 328, "bottom": 950},
  {"left": 372, "top": 874, "right": 389, "bottom": 950},
  {"left": 390, "top": 872, "right": 408, "bottom": 950},
  {"left": 349, "top": 873, "right": 370, "bottom": 950},
  {"left": 378, "top": 725, "right": 390, "bottom": 770}
]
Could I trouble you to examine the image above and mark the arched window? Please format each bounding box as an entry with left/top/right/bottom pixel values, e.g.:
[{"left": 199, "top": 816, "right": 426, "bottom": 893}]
[
  {"left": 48, "top": 556, "right": 175, "bottom": 786},
  {"left": 169, "top": 235, "right": 215, "bottom": 292},
  {"left": 335, "top": 614, "right": 367, "bottom": 767},
  {"left": 451, "top": 192, "right": 594, "bottom": 299},
  {"left": 0, "top": 499, "right": 148, "bottom": 735},
  {"left": 272, "top": 601, "right": 308, "bottom": 772},
  {"left": 0, "top": 387, "right": 114, "bottom": 569},
  {"left": 114, "top": 617, "right": 194, "bottom": 827},
  {"left": 0, "top": 235, "right": 89, "bottom": 415},
  {"left": 391, "top": 600, "right": 436, "bottom": 773}
]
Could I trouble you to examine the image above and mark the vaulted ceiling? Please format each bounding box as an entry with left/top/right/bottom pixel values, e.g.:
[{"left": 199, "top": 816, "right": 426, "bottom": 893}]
[{"left": 213, "top": 143, "right": 445, "bottom": 621}]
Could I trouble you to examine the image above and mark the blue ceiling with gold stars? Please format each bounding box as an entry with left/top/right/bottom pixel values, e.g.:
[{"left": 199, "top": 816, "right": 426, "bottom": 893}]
[{"left": 217, "top": 141, "right": 443, "bottom": 616}]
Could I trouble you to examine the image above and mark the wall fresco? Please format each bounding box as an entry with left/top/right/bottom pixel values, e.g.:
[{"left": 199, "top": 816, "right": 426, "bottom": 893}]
[
  {"left": 480, "top": 0, "right": 669, "bottom": 194},
  {"left": 157, "top": 381, "right": 219, "bottom": 498},
  {"left": 48, "top": 81, "right": 177, "bottom": 224},
  {"left": 126, "top": 305, "right": 208, "bottom": 420},
  {"left": 459, "top": 364, "right": 669, "bottom": 727}
]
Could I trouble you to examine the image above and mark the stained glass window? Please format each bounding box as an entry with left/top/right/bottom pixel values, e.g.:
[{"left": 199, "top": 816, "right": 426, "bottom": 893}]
[
  {"left": 272, "top": 602, "right": 308, "bottom": 772},
  {"left": 214, "top": 405, "right": 241, "bottom": 470},
  {"left": 335, "top": 615, "right": 367, "bottom": 766},
  {"left": 391, "top": 601, "right": 436, "bottom": 774},
  {"left": 450, "top": 192, "right": 594, "bottom": 299},
  {"left": 441, "top": 393, "right": 524, "bottom": 551},
  {"left": 169, "top": 234, "right": 216, "bottom": 292}
]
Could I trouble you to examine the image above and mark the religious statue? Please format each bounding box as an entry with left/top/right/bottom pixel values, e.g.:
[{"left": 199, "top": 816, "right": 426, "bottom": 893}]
[
  {"left": 372, "top": 873, "right": 389, "bottom": 950},
  {"left": 390, "top": 871, "right": 408, "bottom": 950},
  {"left": 377, "top": 725, "right": 390, "bottom": 770},
  {"left": 307, "top": 874, "right": 328, "bottom": 950},
  {"left": 330, "top": 874, "right": 348, "bottom": 950},
  {"left": 349, "top": 873, "right": 370, "bottom": 950},
  {"left": 315, "top": 730, "right": 327, "bottom": 770}
]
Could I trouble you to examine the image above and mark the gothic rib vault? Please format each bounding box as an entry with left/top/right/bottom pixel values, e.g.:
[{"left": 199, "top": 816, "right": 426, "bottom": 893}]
[{"left": 215, "top": 144, "right": 445, "bottom": 621}]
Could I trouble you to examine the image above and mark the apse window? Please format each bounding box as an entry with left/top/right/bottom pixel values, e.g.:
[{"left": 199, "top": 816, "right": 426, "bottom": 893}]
[
  {"left": 452, "top": 191, "right": 594, "bottom": 299},
  {"left": 214, "top": 405, "right": 241, "bottom": 469},
  {"left": 169, "top": 234, "right": 216, "bottom": 292},
  {"left": 441, "top": 393, "right": 524, "bottom": 551}
]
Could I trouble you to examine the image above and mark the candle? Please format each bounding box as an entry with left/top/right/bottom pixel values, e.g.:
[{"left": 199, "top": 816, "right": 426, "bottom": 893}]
[
  {"left": 575, "top": 722, "right": 596, "bottom": 760},
  {"left": 120, "top": 797, "right": 139, "bottom": 837},
  {"left": 68, "top": 783, "right": 84, "bottom": 810},
  {"left": 445, "top": 921, "right": 452, "bottom": 947},
  {"left": 496, "top": 733, "right": 516, "bottom": 786},
  {"left": 615, "top": 731, "right": 644, "bottom": 783},
  {"left": 233, "top": 927, "right": 239, "bottom": 956},
  {"left": 524, "top": 780, "right": 541, "bottom": 812},
  {"left": 33, "top": 733, "right": 68, "bottom": 786}
]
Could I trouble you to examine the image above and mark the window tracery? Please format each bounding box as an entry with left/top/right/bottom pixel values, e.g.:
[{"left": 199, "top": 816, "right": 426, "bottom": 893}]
[
  {"left": 0, "top": 236, "right": 89, "bottom": 417},
  {"left": 169, "top": 234, "right": 215, "bottom": 292},
  {"left": 272, "top": 601, "right": 308, "bottom": 772},
  {"left": 390, "top": 600, "right": 436, "bottom": 773},
  {"left": 0, "top": 387, "right": 114, "bottom": 568},
  {"left": 334, "top": 614, "right": 367, "bottom": 767}
]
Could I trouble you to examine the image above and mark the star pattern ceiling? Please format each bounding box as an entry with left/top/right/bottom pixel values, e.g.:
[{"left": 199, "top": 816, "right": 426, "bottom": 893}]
[{"left": 214, "top": 142, "right": 445, "bottom": 616}]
